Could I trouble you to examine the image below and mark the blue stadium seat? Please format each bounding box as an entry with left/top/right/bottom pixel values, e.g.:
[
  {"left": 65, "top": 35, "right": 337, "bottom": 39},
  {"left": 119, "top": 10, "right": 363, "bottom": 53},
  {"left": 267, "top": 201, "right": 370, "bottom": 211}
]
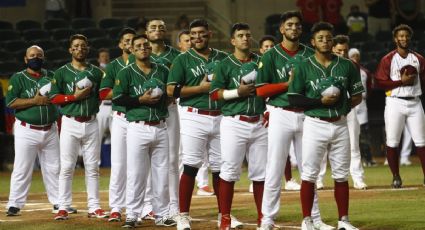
[
  {"left": 44, "top": 19, "right": 70, "bottom": 31},
  {"left": 23, "top": 29, "right": 50, "bottom": 42},
  {"left": 71, "top": 18, "right": 96, "bottom": 30},
  {"left": 99, "top": 18, "right": 124, "bottom": 29},
  {"left": 0, "top": 20, "right": 13, "bottom": 30},
  {"left": 16, "top": 20, "right": 42, "bottom": 32}
]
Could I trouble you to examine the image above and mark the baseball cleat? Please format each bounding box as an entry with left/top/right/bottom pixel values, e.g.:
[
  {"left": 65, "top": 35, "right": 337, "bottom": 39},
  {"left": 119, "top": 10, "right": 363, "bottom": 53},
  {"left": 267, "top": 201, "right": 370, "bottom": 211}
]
[
  {"left": 155, "top": 216, "right": 177, "bottom": 226},
  {"left": 392, "top": 175, "right": 402, "bottom": 188},
  {"left": 176, "top": 213, "right": 191, "bottom": 230},
  {"left": 122, "top": 217, "right": 137, "bottom": 228},
  {"left": 313, "top": 220, "right": 336, "bottom": 230},
  {"left": 6, "top": 207, "right": 20, "bottom": 216},
  {"left": 353, "top": 180, "right": 367, "bottom": 190},
  {"left": 54, "top": 210, "right": 69, "bottom": 220},
  {"left": 337, "top": 216, "right": 358, "bottom": 230},
  {"left": 196, "top": 185, "right": 214, "bottom": 196},
  {"left": 218, "top": 213, "right": 244, "bottom": 229},
  {"left": 108, "top": 212, "right": 122, "bottom": 222},
  {"left": 316, "top": 180, "right": 324, "bottom": 190},
  {"left": 142, "top": 211, "right": 155, "bottom": 220},
  {"left": 285, "top": 178, "right": 301, "bottom": 191},
  {"left": 301, "top": 216, "right": 315, "bottom": 230},
  {"left": 258, "top": 223, "right": 281, "bottom": 230},
  {"left": 88, "top": 208, "right": 109, "bottom": 218},
  {"left": 52, "top": 205, "right": 77, "bottom": 214}
]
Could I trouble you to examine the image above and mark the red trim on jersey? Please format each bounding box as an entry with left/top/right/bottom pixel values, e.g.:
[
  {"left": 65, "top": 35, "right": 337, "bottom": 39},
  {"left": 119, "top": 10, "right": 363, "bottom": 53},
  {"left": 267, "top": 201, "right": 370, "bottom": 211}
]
[
  {"left": 28, "top": 71, "right": 42, "bottom": 79},
  {"left": 99, "top": 88, "right": 112, "bottom": 100},
  {"left": 280, "top": 44, "right": 299, "bottom": 57},
  {"left": 256, "top": 82, "right": 288, "bottom": 98},
  {"left": 210, "top": 90, "right": 219, "bottom": 101},
  {"left": 51, "top": 94, "right": 76, "bottom": 105},
  {"left": 375, "top": 50, "right": 403, "bottom": 90}
]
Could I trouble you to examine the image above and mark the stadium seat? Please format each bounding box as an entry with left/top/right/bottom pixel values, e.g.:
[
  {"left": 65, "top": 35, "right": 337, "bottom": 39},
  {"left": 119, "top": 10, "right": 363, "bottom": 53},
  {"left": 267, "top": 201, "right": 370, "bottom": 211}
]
[
  {"left": 3, "top": 40, "right": 28, "bottom": 53},
  {"left": 16, "top": 20, "right": 42, "bottom": 32},
  {"left": 90, "top": 37, "right": 114, "bottom": 49},
  {"left": 71, "top": 18, "right": 96, "bottom": 30},
  {"left": 22, "top": 29, "right": 50, "bottom": 42},
  {"left": 0, "top": 49, "right": 14, "bottom": 62},
  {"left": 0, "top": 30, "right": 21, "bottom": 42},
  {"left": 44, "top": 19, "right": 70, "bottom": 31},
  {"left": 45, "top": 48, "right": 69, "bottom": 61},
  {"left": 109, "top": 47, "right": 122, "bottom": 59},
  {"left": 51, "top": 28, "right": 76, "bottom": 41},
  {"left": 79, "top": 28, "right": 106, "bottom": 39},
  {"left": 106, "top": 26, "right": 123, "bottom": 40},
  {"left": 374, "top": 30, "right": 392, "bottom": 42},
  {"left": 0, "top": 61, "right": 25, "bottom": 77},
  {"left": 350, "top": 32, "right": 373, "bottom": 43},
  {"left": 362, "top": 41, "right": 385, "bottom": 53},
  {"left": 32, "top": 39, "right": 60, "bottom": 51},
  {"left": 0, "top": 20, "right": 13, "bottom": 30},
  {"left": 99, "top": 18, "right": 124, "bottom": 29},
  {"left": 126, "top": 17, "right": 140, "bottom": 29}
]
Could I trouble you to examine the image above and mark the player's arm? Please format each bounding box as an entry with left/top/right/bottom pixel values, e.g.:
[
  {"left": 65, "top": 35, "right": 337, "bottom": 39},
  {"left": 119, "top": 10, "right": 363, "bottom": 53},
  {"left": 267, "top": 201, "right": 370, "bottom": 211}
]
[
  {"left": 49, "top": 71, "right": 91, "bottom": 105},
  {"left": 99, "top": 63, "right": 116, "bottom": 100},
  {"left": 255, "top": 53, "right": 289, "bottom": 98},
  {"left": 6, "top": 76, "right": 50, "bottom": 109},
  {"left": 375, "top": 54, "right": 413, "bottom": 90}
]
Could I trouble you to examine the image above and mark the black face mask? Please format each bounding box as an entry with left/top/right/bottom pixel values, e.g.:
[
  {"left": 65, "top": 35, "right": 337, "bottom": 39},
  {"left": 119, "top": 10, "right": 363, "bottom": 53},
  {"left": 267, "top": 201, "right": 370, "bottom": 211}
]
[{"left": 27, "top": 57, "right": 44, "bottom": 71}]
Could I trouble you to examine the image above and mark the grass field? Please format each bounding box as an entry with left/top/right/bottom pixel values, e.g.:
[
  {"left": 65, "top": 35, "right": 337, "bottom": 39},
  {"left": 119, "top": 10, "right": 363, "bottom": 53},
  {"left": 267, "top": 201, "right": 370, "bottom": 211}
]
[{"left": 0, "top": 157, "right": 424, "bottom": 229}]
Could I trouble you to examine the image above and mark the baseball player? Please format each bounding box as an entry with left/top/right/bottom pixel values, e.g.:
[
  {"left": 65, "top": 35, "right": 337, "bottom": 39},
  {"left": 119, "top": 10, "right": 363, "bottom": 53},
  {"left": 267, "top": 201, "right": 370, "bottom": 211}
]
[
  {"left": 288, "top": 22, "right": 363, "bottom": 230},
  {"left": 177, "top": 30, "right": 191, "bottom": 52},
  {"left": 259, "top": 35, "right": 276, "bottom": 55},
  {"left": 141, "top": 18, "right": 182, "bottom": 219},
  {"left": 51, "top": 34, "right": 107, "bottom": 220},
  {"left": 400, "top": 127, "right": 413, "bottom": 166},
  {"left": 5, "top": 45, "right": 60, "bottom": 216},
  {"left": 167, "top": 19, "right": 243, "bottom": 230},
  {"left": 99, "top": 28, "right": 136, "bottom": 222},
  {"left": 112, "top": 34, "right": 176, "bottom": 228},
  {"left": 375, "top": 24, "right": 425, "bottom": 188},
  {"left": 210, "top": 23, "right": 266, "bottom": 230},
  {"left": 255, "top": 11, "right": 332, "bottom": 230}
]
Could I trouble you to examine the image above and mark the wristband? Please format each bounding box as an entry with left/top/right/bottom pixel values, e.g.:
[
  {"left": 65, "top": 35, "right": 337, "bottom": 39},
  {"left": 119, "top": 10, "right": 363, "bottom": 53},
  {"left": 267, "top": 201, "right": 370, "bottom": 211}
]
[
  {"left": 223, "top": 89, "right": 239, "bottom": 100},
  {"left": 173, "top": 84, "right": 182, "bottom": 98}
]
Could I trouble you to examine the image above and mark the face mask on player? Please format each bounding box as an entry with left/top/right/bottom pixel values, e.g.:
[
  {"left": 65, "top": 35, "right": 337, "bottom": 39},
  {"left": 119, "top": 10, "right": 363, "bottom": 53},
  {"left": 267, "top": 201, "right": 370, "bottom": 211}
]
[{"left": 27, "top": 57, "right": 44, "bottom": 71}]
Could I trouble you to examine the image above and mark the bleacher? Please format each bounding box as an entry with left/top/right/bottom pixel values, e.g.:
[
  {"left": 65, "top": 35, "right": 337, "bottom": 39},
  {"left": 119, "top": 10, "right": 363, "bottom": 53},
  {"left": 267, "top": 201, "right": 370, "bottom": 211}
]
[{"left": 0, "top": 17, "right": 135, "bottom": 77}]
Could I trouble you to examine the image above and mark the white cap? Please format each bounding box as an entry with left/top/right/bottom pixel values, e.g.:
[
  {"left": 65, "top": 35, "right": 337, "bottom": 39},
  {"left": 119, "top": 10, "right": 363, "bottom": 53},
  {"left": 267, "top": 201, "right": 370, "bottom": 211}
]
[{"left": 348, "top": 48, "right": 360, "bottom": 58}]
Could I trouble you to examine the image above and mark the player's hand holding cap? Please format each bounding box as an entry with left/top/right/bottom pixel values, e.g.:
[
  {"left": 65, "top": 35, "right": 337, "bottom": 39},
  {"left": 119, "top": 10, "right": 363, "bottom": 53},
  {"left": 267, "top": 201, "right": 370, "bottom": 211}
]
[
  {"left": 76, "top": 76, "right": 93, "bottom": 89},
  {"left": 400, "top": 64, "right": 417, "bottom": 76},
  {"left": 142, "top": 78, "right": 165, "bottom": 97},
  {"left": 240, "top": 62, "right": 258, "bottom": 84},
  {"left": 319, "top": 77, "right": 342, "bottom": 97},
  {"left": 205, "top": 60, "right": 220, "bottom": 81},
  {"left": 38, "top": 77, "right": 52, "bottom": 96}
]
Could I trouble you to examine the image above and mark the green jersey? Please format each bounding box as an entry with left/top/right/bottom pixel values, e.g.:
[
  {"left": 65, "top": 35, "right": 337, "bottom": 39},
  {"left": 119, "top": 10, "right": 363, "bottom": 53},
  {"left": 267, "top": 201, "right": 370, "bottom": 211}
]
[
  {"left": 288, "top": 55, "right": 364, "bottom": 118},
  {"left": 100, "top": 56, "right": 130, "bottom": 113},
  {"left": 128, "top": 45, "right": 180, "bottom": 68},
  {"left": 50, "top": 63, "right": 104, "bottom": 116},
  {"left": 167, "top": 48, "right": 228, "bottom": 110},
  {"left": 211, "top": 54, "right": 265, "bottom": 116},
  {"left": 113, "top": 62, "right": 169, "bottom": 122},
  {"left": 256, "top": 43, "right": 314, "bottom": 107},
  {"left": 6, "top": 69, "right": 58, "bottom": 125}
]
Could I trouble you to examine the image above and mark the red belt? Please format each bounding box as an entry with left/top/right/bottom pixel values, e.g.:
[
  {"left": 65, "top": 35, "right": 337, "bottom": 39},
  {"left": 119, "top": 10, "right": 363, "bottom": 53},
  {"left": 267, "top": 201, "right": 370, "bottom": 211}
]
[
  {"left": 116, "top": 111, "right": 126, "bottom": 117},
  {"left": 314, "top": 116, "right": 341, "bottom": 122},
  {"left": 135, "top": 119, "right": 165, "bottom": 126},
  {"left": 282, "top": 106, "right": 304, "bottom": 112},
  {"left": 187, "top": 107, "right": 221, "bottom": 116},
  {"left": 65, "top": 115, "right": 94, "bottom": 123},
  {"left": 233, "top": 115, "right": 260, "bottom": 123},
  {"left": 21, "top": 121, "right": 52, "bottom": 131}
]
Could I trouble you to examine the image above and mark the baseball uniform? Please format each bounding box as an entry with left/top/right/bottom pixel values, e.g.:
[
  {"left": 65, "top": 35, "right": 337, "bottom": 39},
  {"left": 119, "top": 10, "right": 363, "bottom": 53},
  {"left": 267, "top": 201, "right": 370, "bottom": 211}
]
[
  {"left": 211, "top": 53, "right": 267, "bottom": 226},
  {"left": 113, "top": 62, "right": 170, "bottom": 221},
  {"left": 6, "top": 69, "right": 60, "bottom": 212},
  {"left": 50, "top": 63, "right": 105, "bottom": 215},
  {"left": 255, "top": 43, "right": 325, "bottom": 226}
]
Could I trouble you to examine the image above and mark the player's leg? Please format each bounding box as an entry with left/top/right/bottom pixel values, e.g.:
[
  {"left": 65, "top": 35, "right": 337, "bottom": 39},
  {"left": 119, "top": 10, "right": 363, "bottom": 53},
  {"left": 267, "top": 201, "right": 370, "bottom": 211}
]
[
  {"left": 141, "top": 172, "right": 153, "bottom": 219},
  {"left": 97, "top": 102, "right": 111, "bottom": 142},
  {"left": 245, "top": 121, "right": 267, "bottom": 227},
  {"left": 58, "top": 116, "right": 82, "bottom": 212},
  {"left": 38, "top": 125, "right": 60, "bottom": 207},
  {"left": 7, "top": 122, "right": 39, "bottom": 211},
  {"left": 316, "top": 153, "right": 327, "bottom": 189},
  {"left": 400, "top": 126, "right": 413, "bottom": 165},
  {"left": 405, "top": 100, "right": 425, "bottom": 181},
  {"left": 109, "top": 114, "right": 128, "bottom": 220},
  {"left": 347, "top": 111, "right": 366, "bottom": 189},
  {"left": 196, "top": 156, "right": 212, "bottom": 195},
  {"left": 384, "top": 98, "right": 406, "bottom": 187},
  {"left": 166, "top": 103, "right": 181, "bottom": 216},
  {"left": 81, "top": 119, "right": 103, "bottom": 215},
  {"left": 218, "top": 117, "right": 249, "bottom": 228}
]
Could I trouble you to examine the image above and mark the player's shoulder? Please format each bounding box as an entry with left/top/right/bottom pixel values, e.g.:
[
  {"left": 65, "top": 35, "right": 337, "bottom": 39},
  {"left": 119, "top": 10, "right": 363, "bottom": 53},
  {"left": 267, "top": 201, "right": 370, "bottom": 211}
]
[
  {"left": 9, "top": 70, "right": 26, "bottom": 81},
  {"left": 410, "top": 50, "right": 425, "bottom": 61},
  {"left": 380, "top": 50, "right": 398, "bottom": 62},
  {"left": 212, "top": 48, "right": 229, "bottom": 60},
  {"left": 154, "top": 62, "right": 170, "bottom": 72}
]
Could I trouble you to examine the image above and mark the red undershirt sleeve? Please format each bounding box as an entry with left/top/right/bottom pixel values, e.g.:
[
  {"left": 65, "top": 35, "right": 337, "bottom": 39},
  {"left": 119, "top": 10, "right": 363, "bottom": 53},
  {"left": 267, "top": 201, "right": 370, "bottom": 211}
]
[
  {"left": 51, "top": 94, "right": 76, "bottom": 105},
  {"left": 256, "top": 82, "right": 288, "bottom": 98}
]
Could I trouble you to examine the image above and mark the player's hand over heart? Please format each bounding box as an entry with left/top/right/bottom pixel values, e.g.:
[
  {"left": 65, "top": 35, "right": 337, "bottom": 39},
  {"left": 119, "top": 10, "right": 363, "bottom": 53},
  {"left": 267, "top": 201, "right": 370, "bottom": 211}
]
[
  {"left": 33, "top": 90, "right": 51, "bottom": 105},
  {"left": 401, "top": 69, "right": 415, "bottom": 86},
  {"left": 199, "top": 75, "right": 211, "bottom": 93},
  {"left": 74, "top": 87, "right": 92, "bottom": 100},
  {"left": 321, "top": 94, "right": 339, "bottom": 106},
  {"left": 139, "top": 89, "right": 161, "bottom": 104},
  {"left": 237, "top": 81, "right": 256, "bottom": 97}
]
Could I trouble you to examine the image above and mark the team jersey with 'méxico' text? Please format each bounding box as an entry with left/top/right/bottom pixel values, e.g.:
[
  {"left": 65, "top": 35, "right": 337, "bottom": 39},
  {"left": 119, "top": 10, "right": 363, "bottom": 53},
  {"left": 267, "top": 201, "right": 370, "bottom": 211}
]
[
  {"left": 167, "top": 48, "right": 228, "bottom": 110},
  {"left": 113, "top": 62, "right": 169, "bottom": 122},
  {"left": 288, "top": 55, "right": 364, "bottom": 118},
  {"left": 50, "top": 63, "right": 104, "bottom": 116},
  {"left": 211, "top": 53, "right": 265, "bottom": 116},
  {"left": 256, "top": 43, "right": 314, "bottom": 108},
  {"left": 6, "top": 69, "right": 58, "bottom": 125}
]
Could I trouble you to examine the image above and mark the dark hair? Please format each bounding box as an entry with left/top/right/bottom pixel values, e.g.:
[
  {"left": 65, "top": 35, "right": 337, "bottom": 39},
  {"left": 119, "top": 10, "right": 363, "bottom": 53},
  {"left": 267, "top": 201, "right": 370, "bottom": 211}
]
[
  {"left": 131, "top": 34, "right": 148, "bottom": 46},
  {"left": 259, "top": 35, "right": 276, "bottom": 47},
  {"left": 98, "top": 48, "right": 109, "bottom": 54},
  {"left": 178, "top": 29, "right": 190, "bottom": 42},
  {"left": 189, "top": 19, "right": 209, "bottom": 30},
  {"left": 230, "top": 23, "right": 250, "bottom": 37},
  {"left": 280, "top": 11, "right": 303, "bottom": 25},
  {"left": 311, "top": 22, "right": 334, "bottom": 36},
  {"left": 69, "top": 34, "right": 88, "bottom": 47},
  {"left": 333, "top": 35, "right": 350, "bottom": 46},
  {"left": 175, "top": 14, "right": 190, "bottom": 30},
  {"left": 392, "top": 24, "right": 413, "bottom": 37},
  {"left": 118, "top": 27, "right": 136, "bottom": 40},
  {"left": 145, "top": 18, "right": 165, "bottom": 30}
]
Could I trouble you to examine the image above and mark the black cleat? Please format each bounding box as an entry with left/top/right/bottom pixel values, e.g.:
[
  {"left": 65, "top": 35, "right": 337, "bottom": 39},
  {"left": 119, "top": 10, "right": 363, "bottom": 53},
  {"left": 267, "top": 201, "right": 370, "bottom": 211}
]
[
  {"left": 6, "top": 207, "right": 21, "bottom": 216},
  {"left": 122, "top": 218, "right": 137, "bottom": 228},
  {"left": 392, "top": 175, "right": 402, "bottom": 188}
]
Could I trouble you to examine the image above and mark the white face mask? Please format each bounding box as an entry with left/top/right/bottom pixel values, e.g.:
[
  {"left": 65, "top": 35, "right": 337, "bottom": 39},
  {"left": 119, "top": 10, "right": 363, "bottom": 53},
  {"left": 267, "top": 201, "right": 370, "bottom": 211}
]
[{"left": 100, "top": 63, "right": 107, "bottom": 69}]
